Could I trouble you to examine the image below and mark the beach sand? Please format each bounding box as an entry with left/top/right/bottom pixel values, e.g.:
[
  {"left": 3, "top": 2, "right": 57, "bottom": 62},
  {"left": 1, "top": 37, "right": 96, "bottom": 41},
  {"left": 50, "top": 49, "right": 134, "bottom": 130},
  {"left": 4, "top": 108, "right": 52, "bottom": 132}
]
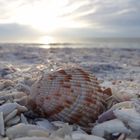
[
  {"left": 0, "top": 44, "right": 140, "bottom": 140},
  {"left": 0, "top": 44, "right": 140, "bottom": 92}
]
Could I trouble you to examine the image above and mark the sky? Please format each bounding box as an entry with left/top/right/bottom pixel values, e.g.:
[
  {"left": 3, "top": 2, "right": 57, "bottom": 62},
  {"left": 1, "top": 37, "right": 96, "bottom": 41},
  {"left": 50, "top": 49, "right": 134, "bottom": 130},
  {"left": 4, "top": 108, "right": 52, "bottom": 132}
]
[{"left": 0, "top": 0, "right": 140, "bottom": 43}]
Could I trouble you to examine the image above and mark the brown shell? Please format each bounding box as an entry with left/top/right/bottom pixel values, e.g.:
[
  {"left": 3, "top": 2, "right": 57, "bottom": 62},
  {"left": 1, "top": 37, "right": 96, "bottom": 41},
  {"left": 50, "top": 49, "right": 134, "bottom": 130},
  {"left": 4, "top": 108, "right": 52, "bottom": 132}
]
[{"left": 29, "top": 67, "right": 111, "bottom": 130}]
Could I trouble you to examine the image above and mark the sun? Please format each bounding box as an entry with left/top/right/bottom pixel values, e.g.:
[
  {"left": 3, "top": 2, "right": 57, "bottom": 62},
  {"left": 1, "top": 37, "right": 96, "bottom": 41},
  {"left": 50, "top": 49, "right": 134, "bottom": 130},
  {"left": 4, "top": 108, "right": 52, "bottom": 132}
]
[{"left": 38, "top": 36, "right": 54, "bottom": 44}]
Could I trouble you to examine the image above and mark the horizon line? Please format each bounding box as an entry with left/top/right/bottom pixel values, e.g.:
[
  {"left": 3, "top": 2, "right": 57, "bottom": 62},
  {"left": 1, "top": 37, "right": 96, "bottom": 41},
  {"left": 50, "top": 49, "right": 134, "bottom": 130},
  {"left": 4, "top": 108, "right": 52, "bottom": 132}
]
[{"left": 0, "top": 37, "right": 140, "bottom": 45}]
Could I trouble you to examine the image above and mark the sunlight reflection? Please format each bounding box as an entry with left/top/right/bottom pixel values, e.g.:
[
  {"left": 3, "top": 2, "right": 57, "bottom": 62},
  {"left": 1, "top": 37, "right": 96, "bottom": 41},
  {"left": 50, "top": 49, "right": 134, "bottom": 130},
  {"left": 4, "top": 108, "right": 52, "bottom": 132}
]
[{"left": 38, "top": 36, "right": 54, "bottom": 44}]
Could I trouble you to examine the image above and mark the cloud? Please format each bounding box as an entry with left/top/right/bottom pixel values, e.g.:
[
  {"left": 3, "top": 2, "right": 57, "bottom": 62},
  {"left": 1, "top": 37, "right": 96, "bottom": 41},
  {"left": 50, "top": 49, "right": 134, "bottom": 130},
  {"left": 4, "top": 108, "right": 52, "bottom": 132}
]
[
  {"left": 0, "top": 0, "right": 140, "bottom": 42},
  {"left": 59, "top": 0, "right": 140, "bottom": 37},
  {"left": 65, "top": 0, "right": 140, "bottom": 26},
  {"left": 0, "top": 23, "right": 41, "bottom": 42}
]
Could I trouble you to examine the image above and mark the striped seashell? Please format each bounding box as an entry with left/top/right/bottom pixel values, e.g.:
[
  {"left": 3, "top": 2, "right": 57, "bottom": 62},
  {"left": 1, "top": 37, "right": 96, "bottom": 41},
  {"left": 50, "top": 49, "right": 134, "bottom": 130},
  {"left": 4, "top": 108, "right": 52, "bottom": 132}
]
[{"left": 28, "top": 67, "right": 112, "bottom": 131}]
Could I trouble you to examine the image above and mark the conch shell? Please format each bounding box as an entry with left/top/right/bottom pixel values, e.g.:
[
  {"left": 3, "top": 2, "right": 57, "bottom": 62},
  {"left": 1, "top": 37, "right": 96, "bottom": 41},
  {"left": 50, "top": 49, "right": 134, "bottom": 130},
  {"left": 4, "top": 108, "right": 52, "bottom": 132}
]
[{"left": 28, "top": 67, "right": 112, "bottom": 130}]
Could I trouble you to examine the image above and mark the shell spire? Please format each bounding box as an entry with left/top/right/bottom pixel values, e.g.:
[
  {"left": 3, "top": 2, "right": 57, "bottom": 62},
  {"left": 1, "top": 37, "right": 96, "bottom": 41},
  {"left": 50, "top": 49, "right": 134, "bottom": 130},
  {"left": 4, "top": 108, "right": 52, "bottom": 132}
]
[{"left": 29, "top": 67, "right": 112, "bottom": 130}]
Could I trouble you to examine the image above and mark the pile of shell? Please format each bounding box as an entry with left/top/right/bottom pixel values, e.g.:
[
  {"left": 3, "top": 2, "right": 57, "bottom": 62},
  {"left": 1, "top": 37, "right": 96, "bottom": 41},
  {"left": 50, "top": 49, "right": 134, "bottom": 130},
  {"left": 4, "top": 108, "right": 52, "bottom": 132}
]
[
  {"left": 0, "top": 94, "right": 140, "bottom": 140},
  {"left": 0, "top": 100, "right": 106, "bottom": 140},
  {"left": 0, "top": 66, "right": 140, "bottom": 140},
  {"left": 93, "top": 99, "right": 140, "bottom": 139},
  {"left": 0, "top": 67, "right": 107, "bottom": 140}
]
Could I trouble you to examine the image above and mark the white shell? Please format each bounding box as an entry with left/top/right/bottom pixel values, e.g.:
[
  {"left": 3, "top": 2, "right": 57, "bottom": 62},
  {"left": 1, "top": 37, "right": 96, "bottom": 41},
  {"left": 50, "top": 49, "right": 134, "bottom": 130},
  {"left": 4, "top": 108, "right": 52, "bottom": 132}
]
[
  {"left": 0, "top": 103, "right": 18, "bottom": 116},
  {"left": 27, "top": 129, "right": 49, "bottom": 137},
  {"left": 0, "top": 100, "right": 5, "bottom": 105},
  {"left": 0, "top": 103, "right": 27, "bottom": 116},
  {"left": 92, "top": 119, "right": 131, "bottom": 137},
  {"left": 6, "top": 123, "right": 48, "bottom": 139},
  {"left": 20, "top": 114, "right": 28, "bottom": 124},
  {"left": 0, "top": 112, "right": 5, "bottom": 136},
  {"left": 0, "top": 137, "right": 9, "bottom": 140},
  {"left": 15, "top": 103, "right": 28, "bottom": 112},
  {"left": 36, "top": 119, "right": 56, "bottom": 132},
  {"left": 6, "top": 115, "right": 20, "bottom": 126},
  {"left": 5, "top": 109, "right": 18, "bottom": 123},
  {"left": 14, "top": 136, "right": 64, "bottom": 140},
  {"left": 111, "top": 101, "right": 134, "bottom": 110},
  {"left": 113, "top": 108, "right": 140, "bottom": 130},
  {"left": 51, "top": 121, "right": 67, "bottom": 128},
  {"left": 72, "top": 133, "right": 106, "bottom": 140},
  {"left": 50, "top": 123, "right": 72, "bottom": 138}
]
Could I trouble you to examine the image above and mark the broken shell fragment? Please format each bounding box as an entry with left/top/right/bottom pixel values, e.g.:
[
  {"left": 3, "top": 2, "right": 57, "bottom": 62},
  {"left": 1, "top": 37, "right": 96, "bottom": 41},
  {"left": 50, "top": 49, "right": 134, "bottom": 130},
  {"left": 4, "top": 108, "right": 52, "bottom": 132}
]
[
  {"left": 6, "top": 115, "right": 21, "bottom": 126},
  {"left": 5, "top": 109, "right": 18, "bottom": 123},
  {"left": 72, "top": 133, "right": 106, "bottom": 140},
  {"left": 92, "top": 119, "right": 131, "bottom": 137},
  {"left": 98, "top": 101, "right": 137, "bottom": 123},
  {"left": 35, "top": 119, "right": 56, "bottom": 132},
  {"left": 97, "top": 109, "right": 115, "bottom": 123},
  {"left": 0, "top": 137, "right": 9, "bottom": 140},
  {"left": 20, "top": 114, "right": 28, "bottom": 124},
  {"left": 14, "top": 137, "right": 57, "bottom": 140},
  {"left": 6, "top": 123, "right": 49, "bottom": 139},
  {"left": 0, "top": 103, "right": 18, "bottom": 116},
  {"left": 0, "top": 112, "right": 5, "bottom": 136},
  {"left": 0, "top": 92, "right": 27, "bottom": 103},
  {"left": 0, "top": 100, "right": 5, "bottom": 105},
  {"left": 16, "top": 83, "right": 31, "bottom": 95},
  {"left": 0, "top": 103, "right": 27, "bottom": 117},
  {"left": 50, "top": 123, "right": 72, "bottom": 138},
  {"left": 111, "top": 101, "right": 134, "bottom": 110},
  {"left": 27, "top": 129, "right": 49, "bottom": 137},
  {"left": 0, "top": 80, "right": 14, "bottom": 90},
  {"left": 113, "top": 108, "right": 140, "bottom": 130}
]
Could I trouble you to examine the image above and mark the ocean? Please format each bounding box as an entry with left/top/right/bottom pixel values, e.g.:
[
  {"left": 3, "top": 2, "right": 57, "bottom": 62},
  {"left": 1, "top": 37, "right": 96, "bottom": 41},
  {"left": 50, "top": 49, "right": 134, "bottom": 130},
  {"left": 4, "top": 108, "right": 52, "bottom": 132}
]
[{"left": 0, "top": 38, "right": 140, "bottom": 49}]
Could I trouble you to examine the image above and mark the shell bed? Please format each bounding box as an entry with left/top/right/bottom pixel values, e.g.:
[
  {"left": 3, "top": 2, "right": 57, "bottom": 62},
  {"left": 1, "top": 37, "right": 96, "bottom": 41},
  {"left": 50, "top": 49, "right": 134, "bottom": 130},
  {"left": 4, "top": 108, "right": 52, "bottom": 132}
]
[{"left": 29, "top": 67, "right": 112, "bottom": 130}]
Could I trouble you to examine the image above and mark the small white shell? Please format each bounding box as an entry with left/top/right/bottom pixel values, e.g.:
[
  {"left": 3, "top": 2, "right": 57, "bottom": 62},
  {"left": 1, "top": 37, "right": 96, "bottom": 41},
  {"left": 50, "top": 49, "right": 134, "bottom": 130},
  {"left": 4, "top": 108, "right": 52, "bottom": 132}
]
[
  {"left": 20, "top": 114, "right": 28, "bottom": 124},
  {"left": 5, "top": 109, "right": 18, "bottom": 123},
  {"left": 72, "top": 133, "right": 106, "bottom": 140},
  {"left": 16, "top": 83, "right": 30, "bottom": 95},
  {"left": 6, "top": 115, "right": 21, "bottom": 126},
  {"left": 15, "top": 103, "right": 28, "bottom": 112},
  {"left": 14, "top": 137, "right": 61, "bottom": 140},
  {"left": 27, "top": 129, "right": 49, "bottom": 137},
  {"left": 0, "top": 92, "right": 27, "bottom": 103},
  {"left": 0, "top": 103, "right": 17, "bottom": 116},
  {"left": 113, "top": 108, "right": 140, "bottom": 130},
  {"left": 6, "top": 123, "right": 48, "bottom": 139},
  {"left": 50, "top": 123, "right": 72, "bottom": 138},
  {"left": 0, "top": 112, "right": 5, "bottom": 136},
  {"left": 92, "top": 119, "right": 131, "bottom": 137},
  {"left": 98, "top": 101, "right": 136, "bottom": 123},
  {"left": 51, "top": 121, "right": 67, "bottom": 128},
  {"left": 36, "top": 119, "right": 56, "bottom": 132},
  {"left": 0, "top": 80, "right": 14, "bottom": 90},
  {"left": 111, "top": 101, "right": 135, "bottom": 110},
  {"left": 0, "top": 103, "right": 27, "bottom": 116},
  {"left": 0, "top": 137, "right": 9, "bottom": 140},
  {"left": 0, "top": 100, "right": 5, "bottom": 105}
]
